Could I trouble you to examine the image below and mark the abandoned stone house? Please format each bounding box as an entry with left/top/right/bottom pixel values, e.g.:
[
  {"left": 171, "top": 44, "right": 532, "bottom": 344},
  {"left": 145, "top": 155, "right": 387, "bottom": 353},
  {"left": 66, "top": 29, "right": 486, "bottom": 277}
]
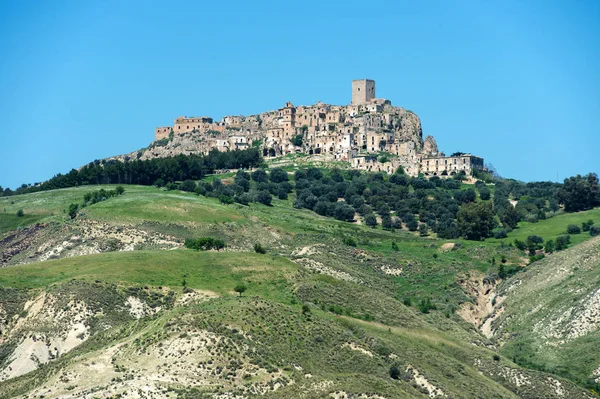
[{"left": 152, "top": 79, "right": 484, "bottom": 177}]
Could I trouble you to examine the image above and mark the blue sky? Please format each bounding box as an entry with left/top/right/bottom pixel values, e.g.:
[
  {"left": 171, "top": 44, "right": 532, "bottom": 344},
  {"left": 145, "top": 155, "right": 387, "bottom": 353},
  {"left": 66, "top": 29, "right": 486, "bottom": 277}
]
[{"left": 0, "top": 0, "right": 598, "bottom": 189}]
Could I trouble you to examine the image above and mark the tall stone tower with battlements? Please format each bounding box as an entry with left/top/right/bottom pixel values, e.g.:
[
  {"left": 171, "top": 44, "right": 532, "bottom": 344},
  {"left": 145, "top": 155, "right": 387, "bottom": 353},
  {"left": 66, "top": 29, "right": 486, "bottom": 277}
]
[{"left": 351, "top": 79, "right": 375, "bottom": 105}]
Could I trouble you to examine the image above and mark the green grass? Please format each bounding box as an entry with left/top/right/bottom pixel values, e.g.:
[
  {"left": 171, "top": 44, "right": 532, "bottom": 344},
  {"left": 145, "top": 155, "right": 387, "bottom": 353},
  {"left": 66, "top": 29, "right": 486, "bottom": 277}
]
[
  {"left": 492, "top": 208, "right": 600, "bottom": 246},
  {"left": 85, "top": 188, "right": 244, "bottom": 225},
  {"left": 0, "top": 213, "right": 45, "bottom": 235},
  {"left": 0, "top": 250, "right": 297, "bottom": 303}
]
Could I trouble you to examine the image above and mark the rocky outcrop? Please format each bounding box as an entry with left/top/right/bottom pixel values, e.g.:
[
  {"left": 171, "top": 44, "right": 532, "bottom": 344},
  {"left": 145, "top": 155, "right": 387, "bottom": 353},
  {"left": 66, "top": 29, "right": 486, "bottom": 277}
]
[{"left": 423, "top": 135, "right": 438, "bottom": 155}]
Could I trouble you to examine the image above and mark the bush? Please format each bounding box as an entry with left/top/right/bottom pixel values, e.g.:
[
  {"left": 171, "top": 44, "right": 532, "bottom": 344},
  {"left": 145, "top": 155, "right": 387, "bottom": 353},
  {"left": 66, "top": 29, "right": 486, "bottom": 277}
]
[
  {"left": 389, "top": 364, "right": 401, "bottom": 380},
  {"left": 16, "top": 209, "right": 24, "bottom": 217},
  {"left": 492, "top": 228, "right": 508, "bottom": 239},
  {"left": 418, "top": 223, "right": 429, "bottom": 236},
  {"left": 185, "top": 237, "right": 225, "bottom": 251},
  {"left": 555, "top": 234, "right": 571, "bottom": 250},
  {"left": 544, "top": 239, "right": 555, "bottom": 253},
  {"left": 418, "top": 298, "right": 436, "bottom": 314},
  {"left": 590, "top": 226, "right": 600, "bottom": 237},
  {"left": 219, "top": 194, "right": 234, "bottom": 204},
  {"left": 567, "top": 224, "right": 581, "bottom": 234},
  {"left": 343, "top": 237, "right": 357, "bottom": 247},
  {"left": 582, "top": 220, "right": 594, "bottom": 231},
  {"left": 180, "top": 180, "right": 197, "bottom": 192},
  {"left": 253, "top": 243, "right": 267, "bottom": 254},
  {"left": 68, "top": 203, "right": 79, "bottom": 219}
]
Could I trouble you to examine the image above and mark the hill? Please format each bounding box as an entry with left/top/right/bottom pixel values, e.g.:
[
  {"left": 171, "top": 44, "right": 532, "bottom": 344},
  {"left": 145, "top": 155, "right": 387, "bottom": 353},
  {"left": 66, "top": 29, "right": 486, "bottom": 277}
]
[{"left": 0, "top": 172, "right": 598, "bottom": 398}]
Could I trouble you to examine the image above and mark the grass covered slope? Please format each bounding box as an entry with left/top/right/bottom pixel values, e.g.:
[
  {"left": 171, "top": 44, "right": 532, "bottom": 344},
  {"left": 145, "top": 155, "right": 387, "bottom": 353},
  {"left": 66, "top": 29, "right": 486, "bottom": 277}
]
[
  {"left": 0, "top": 251, "right": 593, "bottom": 399},
  {"left": 491, "top": 236, "right": 600, "bottom": 389},
  {"left": 1, "top": 180, "right": 600, "bottom": 397}
]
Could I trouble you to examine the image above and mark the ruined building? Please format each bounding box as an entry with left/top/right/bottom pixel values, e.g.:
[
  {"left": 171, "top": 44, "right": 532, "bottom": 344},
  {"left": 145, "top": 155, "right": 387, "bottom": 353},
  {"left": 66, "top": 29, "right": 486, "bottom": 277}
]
[{"left": 143, "top": 80, "right": 484, "bottom": 177}]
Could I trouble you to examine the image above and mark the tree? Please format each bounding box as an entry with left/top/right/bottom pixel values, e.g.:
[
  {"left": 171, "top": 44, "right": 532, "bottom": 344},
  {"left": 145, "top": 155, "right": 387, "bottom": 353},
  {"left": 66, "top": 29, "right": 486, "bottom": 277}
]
[
  {"left": 544, "top": 239, "right": 555, "bottom": 253},
  {"left": 590, "top": 226, "right": 600, "bottom": 237},
  {"left": 567, "top": 224, "right": 581, "bottom": 234},
  {"left": 251, "top": 169, "right": 269, "bottom": 183},
  {"left": 479, "top": 186, "right": 491, "bottom": 201},
  {"left": 269, "top": 168, "right": 289, "bottom": 183},
  {"left": 291, "top": 134, "right": 303, "bottom": 147},
  {"left": 500, "top": 204, "right": 519, "bottom": 229},
  {"left": 16, "top": 209, "right": 24, "bottom": 217},
  {"left": 253, "top": 243, "right": 267, "bottom": 254},
  {"left": 181, "top": 180, "right": 197, "bottom": 192},
  {"left": 364, "top": 213, "right": 378, "bottom": 227},
  {"left": 418, "top": 223, "right": 429, "bottom": 236},
  {"left": 525, "top": 235, "right": 544, "bottom": 255},
  {"left": 234, "top": 283, "right": 247, "bottom": 297},
  {"left": 256, "top": 190, "right": 272, "bottom": 206},
  {"left": 514, "top": 239, "right": 526, "bottom": 251},
  {"left": 498, "top": 264, "right": 507, "bottom": 279},
  {"left": 556, "top": 173, "right": 600, "bottom": 212},
  {"left": 407, "top": 219, "right": 419, "bottom": 231},
  {"left": 456, "top": 202, "right": 496, "bottom": 240},
  {"left": 582, "top": 220, "right": 594, "bottom": 232},
  {"left": 389, "top": 364, "right": 401, "bottom": 380},
  {"left": 68, "top": 203, "right": 79, "bottom": 219},
  {"left": 333, "top": 202, "right": 355, "bottom": 222},
  {"left": 555, "top": 234, "right": 571, "bottom": 250}
]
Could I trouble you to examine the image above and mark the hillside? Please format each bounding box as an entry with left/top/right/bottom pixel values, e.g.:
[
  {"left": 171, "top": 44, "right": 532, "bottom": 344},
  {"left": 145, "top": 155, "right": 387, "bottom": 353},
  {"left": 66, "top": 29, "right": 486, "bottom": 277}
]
[
  {"left": 0, "top": 171, "right": 599, "bottom": 398},
  {"left": 488, "top": 236, "right": 600, "bottom": 388}
]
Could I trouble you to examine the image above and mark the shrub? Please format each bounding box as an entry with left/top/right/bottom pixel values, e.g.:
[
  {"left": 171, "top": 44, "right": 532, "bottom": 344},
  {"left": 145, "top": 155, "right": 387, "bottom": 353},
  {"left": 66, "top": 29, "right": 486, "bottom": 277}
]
[
  {"left": 219, "top": 194, "right": 234, "bottom": 204},
  {"left": 185, "top": 237, "right": 225, "bottom": 251},
  {"left": 590, "top": 226, "right": 600, "bottom": 237},
  {"left": 115, "top": 186, "right": 125, "bottom": 195},
  {"left": 389, "top": 364, "right": 401, "bottom": 380},
  {"left": 567, "top": 224, "right": 581, "bottom": 234},
  {"left": 418, "top": 298, "right": 436, "bottom": 314},
  {"left": 16, "top": 209, "right": 24, "bottom": 217},
  {"left": 418, "top": 223, "right": 429, "bottom": 236},
  {"left": 492, "top": 228, "right": 508, "bottom": 239},
  {"left": 582, "top": 220, "right": 594, "bottom": 231},
  {"left": 68, "top": 203, "right": 79, "bottom": 219},
  {"left": 555, "top": 234, "right": 571, "bottom": 250},
  {"left": 253, "top": 243, "right": 267, "bottom": 254},
  {"left": 514, "top": 239, "right": 526, "bottom": 251},
  {"left": 180, "top": 180, "right": 197, "bottom": 192},
  {"left": 544, "top": 239, "right": 555, "bottom": 253},
  {"left": 343, "top": 237, "right": 357, "bottom": 247},
  {"left": 493, "top": 354, "right": 501, "bottom": 362}
]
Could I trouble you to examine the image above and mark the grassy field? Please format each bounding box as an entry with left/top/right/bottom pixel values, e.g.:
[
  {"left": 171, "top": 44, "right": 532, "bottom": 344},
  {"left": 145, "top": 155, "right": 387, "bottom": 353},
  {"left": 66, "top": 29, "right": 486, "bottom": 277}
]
[
  {"left": 492, "top": 208, "right": 600, "bottom": 246},
  {"left": 0, "top": 250, "right": 296, "bottom": 302}
]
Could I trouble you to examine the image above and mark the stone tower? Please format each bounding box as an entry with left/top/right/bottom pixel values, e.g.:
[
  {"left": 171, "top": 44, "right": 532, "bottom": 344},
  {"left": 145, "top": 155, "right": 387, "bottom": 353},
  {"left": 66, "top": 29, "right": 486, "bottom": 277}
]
[{"left": 351, "top": 79, "right": 375, "bottom": 105}]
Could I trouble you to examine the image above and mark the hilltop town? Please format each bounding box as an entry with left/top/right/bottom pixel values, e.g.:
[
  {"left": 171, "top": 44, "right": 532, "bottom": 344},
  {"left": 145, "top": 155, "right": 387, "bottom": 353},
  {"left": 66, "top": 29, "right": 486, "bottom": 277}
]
[{"left": 124, "top": 80, "right": 484, "bottom": 177}]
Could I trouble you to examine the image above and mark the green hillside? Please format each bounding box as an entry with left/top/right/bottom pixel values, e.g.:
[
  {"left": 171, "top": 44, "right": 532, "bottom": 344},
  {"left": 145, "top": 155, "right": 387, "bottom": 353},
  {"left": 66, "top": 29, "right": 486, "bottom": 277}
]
[{"left": 0, "top": 175, "right": 599, "bottom": 398}]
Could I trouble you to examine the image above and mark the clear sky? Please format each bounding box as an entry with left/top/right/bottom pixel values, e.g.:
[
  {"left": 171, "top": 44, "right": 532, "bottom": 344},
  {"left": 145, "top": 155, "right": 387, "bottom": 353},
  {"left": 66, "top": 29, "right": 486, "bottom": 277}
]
[{"left": 1, "top": 0, "right": 598, "bottom": 189}]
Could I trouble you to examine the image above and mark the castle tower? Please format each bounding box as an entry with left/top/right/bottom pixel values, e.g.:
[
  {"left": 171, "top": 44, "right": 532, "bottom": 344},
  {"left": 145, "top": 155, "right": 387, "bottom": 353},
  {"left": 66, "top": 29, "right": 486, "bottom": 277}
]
[{"left": 351, "top": 79, "right": 375, "bottom": 105}]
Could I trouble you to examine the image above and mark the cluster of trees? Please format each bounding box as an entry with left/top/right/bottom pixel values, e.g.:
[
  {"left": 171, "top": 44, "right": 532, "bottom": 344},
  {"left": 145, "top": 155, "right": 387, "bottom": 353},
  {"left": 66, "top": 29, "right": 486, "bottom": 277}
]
[
  {"left": 1, "top": 148, "right": 262, "bottom": 196},
  {"left": 556, "top": 173, "right": 600, "bottom": 212},
  {"left": 184, "top": 237, "right": 225, "bottom": 251},
  {"left": 68, "top": 186, "right": 126, "bottom": 219},
  {"left": 177, "top": 167, "right": 293, "bottom": 207},
  {"left": 291, "top": 167, "right": 499, "bottom": 239}
]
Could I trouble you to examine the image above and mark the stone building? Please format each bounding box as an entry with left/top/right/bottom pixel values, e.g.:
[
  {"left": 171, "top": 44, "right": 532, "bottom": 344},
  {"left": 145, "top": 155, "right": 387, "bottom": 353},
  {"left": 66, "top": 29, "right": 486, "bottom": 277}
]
[
  {"left": 421, "top": 154, "right": 484, "bottom": 176},
  {"left": 352, "top": 79, "right": 376, "bottom": 105},
  {"left": 149, "top": 79, "right": 483, "bottom": 178}
]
